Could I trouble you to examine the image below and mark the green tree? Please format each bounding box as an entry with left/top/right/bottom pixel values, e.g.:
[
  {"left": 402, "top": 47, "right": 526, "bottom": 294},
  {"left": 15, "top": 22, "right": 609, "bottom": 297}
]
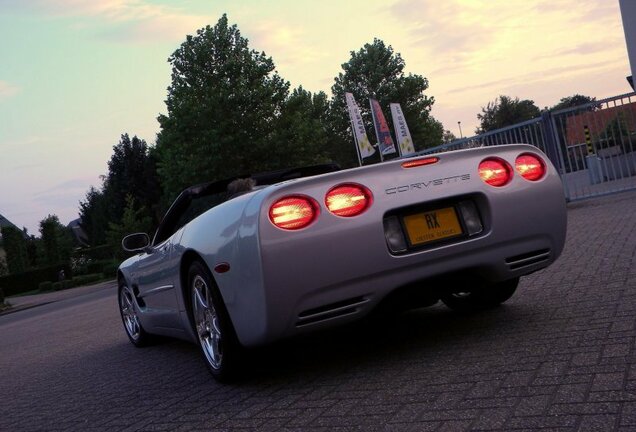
[
  {"left": 330, "top": 38, "right": 442, "bottom": 166},
  {"left": 476, "top": 95, "right": 541, "bottom": 134},
  {"left": 599, "top": 113, "right": 633, "bottom": 149},
  {"left": 79, "top": 134, "right": 160, "bottom": 247},
  {"left": 550, "top": 94, "right": 597, "bottom": 112},
  {"left": 0, "top": 256, "right": 8, "bottom": 277},
  {"left": 272, "top": 86, "right": 332, "bottom": 167},
  {"left": 39, "top": 215, "right": 73, "bottom": 266},
  {"left": 105, "top": 134, "right": 161, "bottom": 222},
  {"left": 79, "top": 186, "right": 110, "bottom": 247},
  {"left": 106, "top": 196, "right": 152, "bottom": 259},
  {"left": 1, "top": 226, "right": 28, "bottom": 274},
  {"left": 156, "top": 14, "right": 289, "bottom": 200},
  {"left": 442, "top": 130, "right": 457, "bottom": 144}
]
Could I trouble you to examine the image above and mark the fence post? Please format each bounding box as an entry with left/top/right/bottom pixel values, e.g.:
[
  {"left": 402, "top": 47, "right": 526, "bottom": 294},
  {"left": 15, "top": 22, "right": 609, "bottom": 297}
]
[
  {"left": 541, "top": 110, "right": 571, "bottom": 200},
  {"left": 540, "top": 111, "right": 560, "bottom": 167}
]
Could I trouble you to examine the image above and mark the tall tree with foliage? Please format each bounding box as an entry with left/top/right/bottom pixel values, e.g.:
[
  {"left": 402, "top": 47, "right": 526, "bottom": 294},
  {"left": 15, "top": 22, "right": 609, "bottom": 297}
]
[
  {"left": 0, "top": 226, "right": 28, "bottom": 274},
  {"left": 0, "top": 256, "right": 8, "bottom": 277},
  {"left": 79, "top": 134, "right": 160, "bottom": 247},
  {"left": 330, "top": 38, "right": 443, "bottom": 166},
  {"left": 105, "top": 134, "right": 161, "bottom": 222},
  {"left": 106, "top": 196, "right": 152, "bottom": 260},
  {"left": 550, "top": 94, "right": 597, "bottom": 112},
  {"left": 476, "top": 95, "right": 541, "bottom": 134},
  {"left": 39, "top": 215, "right": 73, "bottom": 266},
  {"left": 79, "top": 186, "right": 110, "bottom": 247},
  {"left": 272, "top": 86, "right": 332, "bottom": 167},
  {"left": 156, "top": 14, "right": 290, "bottom": 200}
]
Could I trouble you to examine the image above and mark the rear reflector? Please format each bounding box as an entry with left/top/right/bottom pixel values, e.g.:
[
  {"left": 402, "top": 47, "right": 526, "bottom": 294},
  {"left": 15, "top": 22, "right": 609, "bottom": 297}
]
[
  {"left": 325, "top": 184, "right": 372, "bottom": 217},
  {"left": 401, "top": 157, "right": 439, "bottom": 168},
  {"left": 478, "top": 158, "right": 512, "bottom": 187},
  {"left": 515, "top": 154, "right": 546, "bottom": 181},
  {"left": 269, "top": 196, "right": 317, "bottom": 230},
  {"left": 383, "top": 216, "right": 407, "bottom": 253}
]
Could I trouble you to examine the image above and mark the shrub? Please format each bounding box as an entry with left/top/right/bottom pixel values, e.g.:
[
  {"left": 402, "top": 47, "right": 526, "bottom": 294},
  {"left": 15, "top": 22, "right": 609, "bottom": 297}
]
[
  {"left": 0, "top": 287, "right": 4, "bottom": 302},
  {"left": 73, "top": 245, "right": 116, "bottom": 261},
  {"left": 0, "top": 263, "right": 73, "bottom": 297},
  {"left": 74, "top": 266, "right": 88, "bottom": 276},
  {"left": 72, "top": 273, "right": 103, "bottom": 287},
  {"left": 87, "top": 259, "right": 113, "bottom": 275},
  {"left": 52, "top": 282, "right": 63, "bottom": 291},
  {"left": 39, "top": 281, "right": 53, "bottom": 292},
  {"left": 102, "top": 262, "right": 118, "bottom": 279},
  {"left": 86, "top": 262, "right": 102, "bottom": 275}
]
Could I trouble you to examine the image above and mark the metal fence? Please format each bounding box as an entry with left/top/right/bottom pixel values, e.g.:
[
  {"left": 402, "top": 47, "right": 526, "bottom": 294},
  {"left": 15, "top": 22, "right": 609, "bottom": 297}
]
[{"left": 423, "top": 92, "right": 636, "bottom": 201}]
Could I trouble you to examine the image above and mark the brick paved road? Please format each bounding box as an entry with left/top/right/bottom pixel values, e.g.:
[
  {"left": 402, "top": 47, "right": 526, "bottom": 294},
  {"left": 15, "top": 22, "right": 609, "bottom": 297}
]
[{"left": 1, "top": 191, "right": 636, "bottom": 431}]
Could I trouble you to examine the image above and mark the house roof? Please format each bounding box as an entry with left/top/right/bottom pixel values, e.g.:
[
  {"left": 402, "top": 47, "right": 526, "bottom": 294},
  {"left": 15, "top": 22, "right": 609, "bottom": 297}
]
[{"left": 0, "top": 214, "right": 20, "bottom": 231}]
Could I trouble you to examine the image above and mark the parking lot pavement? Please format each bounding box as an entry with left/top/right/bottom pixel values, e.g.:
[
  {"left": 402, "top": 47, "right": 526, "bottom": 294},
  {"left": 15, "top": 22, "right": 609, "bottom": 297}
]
[{"left": 1, "top": 190, "right": 636, "bottom": 431}]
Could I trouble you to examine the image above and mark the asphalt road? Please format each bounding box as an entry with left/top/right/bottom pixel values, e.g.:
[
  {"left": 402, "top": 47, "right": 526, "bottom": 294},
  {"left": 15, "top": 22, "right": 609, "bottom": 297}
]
[{"left": 2, "top": 190, "right": 636, "bottom": 431}]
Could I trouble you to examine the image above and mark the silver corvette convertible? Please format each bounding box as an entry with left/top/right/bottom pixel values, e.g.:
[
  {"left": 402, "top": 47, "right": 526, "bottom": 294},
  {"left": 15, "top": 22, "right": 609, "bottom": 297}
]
[{"left": 117, "top": 144, "right": 567, "bottom": 381}]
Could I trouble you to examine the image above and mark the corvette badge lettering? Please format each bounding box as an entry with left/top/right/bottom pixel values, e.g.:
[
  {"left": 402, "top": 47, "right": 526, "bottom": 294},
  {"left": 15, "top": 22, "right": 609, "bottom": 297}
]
[{"left": 385, "top": 174, "right": 471, "bottom": 195}]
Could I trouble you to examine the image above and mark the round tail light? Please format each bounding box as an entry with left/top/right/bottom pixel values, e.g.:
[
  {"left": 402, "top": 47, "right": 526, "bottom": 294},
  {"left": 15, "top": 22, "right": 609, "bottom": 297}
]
[
  {"left": 269, "top": 196, "right": 317, "bottom": 230},
  {"left": 515, "top": 154, "right": 546, "bottom": 181},
  {"left": 325, "top": 184, "right": 372, "bottom": 217},
  {"left": 479, "top": 158, "right": 512, "bottom": 187}
]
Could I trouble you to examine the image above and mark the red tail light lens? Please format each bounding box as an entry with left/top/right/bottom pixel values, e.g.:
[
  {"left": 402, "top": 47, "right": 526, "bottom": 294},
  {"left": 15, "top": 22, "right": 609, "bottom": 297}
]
[
  {"left": 325, "top": 184, "right": 372, "bottom": 217},
  {"left": 479, "top": 158, "right": 512, "bottom": 187},
  {"left": 269, "top": 196, "right": 317, "bottom": 230},
  {"left": 401, "top": 157, "right": 439, "bottom": 168},
  {"left": 515, "top": 154, "right": 546, "bottom": 181}
]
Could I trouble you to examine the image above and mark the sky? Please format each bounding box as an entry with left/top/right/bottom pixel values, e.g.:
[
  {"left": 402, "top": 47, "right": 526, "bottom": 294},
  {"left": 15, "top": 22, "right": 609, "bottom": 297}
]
[{"left": 0, "top": 0, "right": 632, "bottom": 234}]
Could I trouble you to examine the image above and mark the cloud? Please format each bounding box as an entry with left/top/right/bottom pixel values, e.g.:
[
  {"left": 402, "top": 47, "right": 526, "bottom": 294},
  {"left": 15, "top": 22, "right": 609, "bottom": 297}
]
[
  {"left": 532, "top": 41, "right": 617, "bottom": 61},
  {"left": 388, "top": 0, "right": 622, "bottom": 74},
  {"left": 0, "top": 0, "right": 210, "bottom": 43},
  {"left": 0, "top": 80, "right": 20, "bottom": 100},
  {"left": 447, "top": 60, "right": 619, "bottom": 98},
  {"left": 248, "top": 20, "right": 330, "bottom": 72},
  {"left": 34, "top": 177, "right": 96, "bottom": 197}
]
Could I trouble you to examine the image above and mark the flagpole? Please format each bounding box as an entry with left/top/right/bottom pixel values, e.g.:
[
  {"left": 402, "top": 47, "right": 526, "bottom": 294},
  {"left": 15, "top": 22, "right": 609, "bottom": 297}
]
[
  {"left": 377, "top": 144, "right": 384, "bottom": 162},
  {"left": 370, "top": 98, "right": 384, "bottom": 163},
  {"left": 347, "top": 108, "right": 363, "bottom": 167}
]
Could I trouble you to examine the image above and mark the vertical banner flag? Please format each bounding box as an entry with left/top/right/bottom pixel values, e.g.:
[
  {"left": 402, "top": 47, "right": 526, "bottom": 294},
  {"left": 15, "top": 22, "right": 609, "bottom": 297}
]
[
  {"left": 390, "top": 103, "right": 416, "bottom": 156},
  {"left": 345, "top": 93, "right": 375, "bottom": 158},
  {"left": 369, "top": 98, "right": 397, "bottom": 156}
]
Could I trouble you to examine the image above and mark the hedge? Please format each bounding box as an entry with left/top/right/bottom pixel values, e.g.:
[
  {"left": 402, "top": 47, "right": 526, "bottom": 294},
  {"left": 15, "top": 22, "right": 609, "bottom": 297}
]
[
  {"left": 72, "top": 273, "right": 102, "bottom": 286},
  {"left": 38, "top": 281, "right": 53, "bottom": 292},
  {"left": 0, "top": 263, "right": 73, "bottom": 297},
  {"left": 102, "top": 262, "right": 119, "bottom": 279},
  {"left": 73, "top": 245, "right": 116, "bottom": 261}
]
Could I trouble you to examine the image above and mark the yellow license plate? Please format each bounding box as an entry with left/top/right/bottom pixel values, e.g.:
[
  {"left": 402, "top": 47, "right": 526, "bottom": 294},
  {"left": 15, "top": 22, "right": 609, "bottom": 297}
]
[{"left": 403, "top": 207, "right": 463, "bottom": 246}]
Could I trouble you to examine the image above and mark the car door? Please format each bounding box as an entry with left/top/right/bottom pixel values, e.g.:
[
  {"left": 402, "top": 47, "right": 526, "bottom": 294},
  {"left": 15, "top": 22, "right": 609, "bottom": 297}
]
[{"left": 134, "top": 230, "right": 183, "bottom": 330}]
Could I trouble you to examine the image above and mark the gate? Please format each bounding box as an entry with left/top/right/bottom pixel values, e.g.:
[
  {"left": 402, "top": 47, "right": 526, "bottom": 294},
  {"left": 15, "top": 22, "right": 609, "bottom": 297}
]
[{"left": 422, "top": 92, "right": 636, "bottom": 201}]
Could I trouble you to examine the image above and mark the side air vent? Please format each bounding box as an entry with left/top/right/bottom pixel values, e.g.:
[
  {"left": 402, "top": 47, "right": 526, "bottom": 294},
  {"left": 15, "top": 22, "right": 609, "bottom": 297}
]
[
  {"left": 505, "top": 249, "right": 551, "bottom": 270},
  {"left": 296, "top": 296, "right": 370, "bottom": 327}
]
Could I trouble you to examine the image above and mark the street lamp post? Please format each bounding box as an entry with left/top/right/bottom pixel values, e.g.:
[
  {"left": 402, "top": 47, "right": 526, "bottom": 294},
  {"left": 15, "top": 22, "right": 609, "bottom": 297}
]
[{"left": 457, "top": 121, "right": 463, "bottom": 139}]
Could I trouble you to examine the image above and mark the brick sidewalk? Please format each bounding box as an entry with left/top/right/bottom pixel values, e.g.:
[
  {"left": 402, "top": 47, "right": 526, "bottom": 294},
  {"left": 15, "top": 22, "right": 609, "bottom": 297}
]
[{"left": 1, "top": 190, "right": 636, "bottom": 431}]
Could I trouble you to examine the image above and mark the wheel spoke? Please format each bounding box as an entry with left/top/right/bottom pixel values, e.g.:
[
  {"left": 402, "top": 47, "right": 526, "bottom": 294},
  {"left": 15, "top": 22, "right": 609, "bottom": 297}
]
[
  {"left": 192, "top": 272, "right": 224, "bottom": 370},
  {"left": 120, "top": 286, "right": 140, "bottom": 340}
]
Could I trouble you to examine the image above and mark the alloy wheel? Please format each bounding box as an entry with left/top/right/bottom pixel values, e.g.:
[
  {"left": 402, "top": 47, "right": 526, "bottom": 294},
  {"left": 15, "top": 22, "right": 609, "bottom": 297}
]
[{"left": 192, "top": 274, "right": 223, "bottom": 370}]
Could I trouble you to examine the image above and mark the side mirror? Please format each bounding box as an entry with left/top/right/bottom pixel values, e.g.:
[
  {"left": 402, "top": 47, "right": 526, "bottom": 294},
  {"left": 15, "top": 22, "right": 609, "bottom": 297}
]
[{"left": 122, "top": 233, "right": 150, "bottom": 252}]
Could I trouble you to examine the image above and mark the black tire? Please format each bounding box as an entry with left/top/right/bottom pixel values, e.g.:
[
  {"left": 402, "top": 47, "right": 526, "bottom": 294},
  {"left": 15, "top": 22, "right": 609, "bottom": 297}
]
[
  {"left": 188, "top": 260, "right": 241, "bottom": 382},
  {"left": 441, "top": 277, "right": 520, "bottom": 312},
  {"left": 118, "top": 281, "right": 154, "bottom": 347}
]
